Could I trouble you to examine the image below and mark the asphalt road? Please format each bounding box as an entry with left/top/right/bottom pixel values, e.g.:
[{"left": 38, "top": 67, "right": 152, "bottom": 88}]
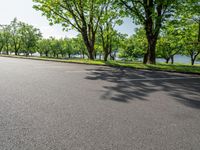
[{"left": 0, "top": 57, "right": 200, "bottom": 150}]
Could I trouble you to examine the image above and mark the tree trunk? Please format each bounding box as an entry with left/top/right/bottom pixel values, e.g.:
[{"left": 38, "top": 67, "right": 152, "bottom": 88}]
[
  {"left": 5, "top": 46, "right": 9, "bottom": 55},
  {"left": 191, "top": 59, "right": 195, "bottom": 65},
  {"left": 191, "top": 55, "right": 195, "bottom": 65},
  {"left": 88, "top": 50, "right": 94, "bottom": 60},
  {"left": 82, "top": 53, "right": 85, "bottom": 59},
  {"left": 144, "top": 18, "right": 158, "bottom": 65},
  {"left": 104, "top": 52, "right": 109, "bottom": 61},
  {"left": 171, "top": 56, "right": 174, "bottom": 64},
  {"left": 110, "top": 53, "right": 115, "bottom": 60},
  {"left": 143, "top": 53, "right": 148, "bottom": 64},
  {"left": 166, "top": 58, "right": 170, "bottom": 64},
  {"left": 15, "top": 50, "right": 18, "bottom": 55},
  {"left": 45, "top": 51, "right": 48, "bottom": 57},
  {"left": 26, "top": 52, "right": 29, "bottom": 57},
  {"left": 143, "top": 0, "right": 163, "bottom": 64},
  {"left": 190, "top": 53, "right": 200, "bottom": 66},
  {"left": 146, "top": 38, "right": 156, "bottom": 64},
  {"left": 94, "top": 51, "right": 97, "bottom": 59},
  {"left": 81, "top": 31, "right": 95, "bottom": 60},
  {"left": 14, "top": 43, "right": 19, "bottom": 55}
]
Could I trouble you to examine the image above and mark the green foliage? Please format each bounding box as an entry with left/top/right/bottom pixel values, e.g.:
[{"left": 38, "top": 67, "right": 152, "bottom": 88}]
[
  {"left": 0, "top": 25, "right": 12, "bottom": 55},
  {"left": 74, "top": 35, "right": 88, "bottom": 58},
  {"left": 118, "top": 0, "right": 180, "bottom": 64},
  {"left": 181, "top": 23, "right": 199, "bottom": 65},
  {"left": 157, "top": 22, "right": 183, "bottom": 64},
  {"left": 0, "top": 26, "right": 8, "bottom": 53},
  {"left": 60, "top": 38, "right": 77, "bottom": 58},
  {"left": 37, "top": 39, "right": 51, "bottom": 56},
  {"left": 119, "top": 28, "right": 146, "bottom": 60},
  {"left": 9, "top": 18, "right": 22, "bottom": 55},
  {"left": 37, "top": 36, "right": 88, "bottom": 59},
  {"left": 19, "top": 22, "right": 42, "bottom": 56},
  {"left": 97, "top": 1, "right": 123, "bottom": 61},
  {"left": 0, "top": 18, "right": 42, "bottom": 56},
  {"left": 33, "top": 0, "right": 107, "bottom": 31},
  {"left": 33, "top": 0, "right": 110, "bottom": 59},
  {"left": 172, "top": 0, "right": 200, "bottom": 65}
]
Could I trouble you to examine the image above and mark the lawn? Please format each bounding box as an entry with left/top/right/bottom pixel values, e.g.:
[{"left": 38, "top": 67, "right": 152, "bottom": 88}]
[{"left": 1, "top": 54, "right": 200, "bottom": 74}]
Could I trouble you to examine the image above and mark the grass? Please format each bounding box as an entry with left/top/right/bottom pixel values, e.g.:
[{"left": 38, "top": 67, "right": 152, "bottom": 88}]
[{"left": 1, "top": 54, "right": 200, "bottom": 74}]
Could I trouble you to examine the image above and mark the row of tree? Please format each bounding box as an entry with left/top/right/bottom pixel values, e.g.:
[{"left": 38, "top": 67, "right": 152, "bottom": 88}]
[
  {"left": 0, "top": 17, "right": 124, "bottom": 61},
  {"left": 37, "top": 36, "right": 87, "bottom": 59},
  {"left": 120, "top": 21, "right": 200, "bottom": 65},
  {"left": 0, "top": 16, "right": 199, "bottom": 65},
  {"left": 0, "top": 18, "right": 88, "bottom": 58},
  {"left": 0, "top": 18, "right": 41, "bottom": 56},
  {"left": 32, "top": 0, "right": 199, "bottom": 64}
]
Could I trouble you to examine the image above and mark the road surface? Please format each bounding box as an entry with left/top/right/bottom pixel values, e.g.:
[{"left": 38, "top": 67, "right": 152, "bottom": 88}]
[{"left": 0, "top": 57, "right": 200, "bottom": 150}]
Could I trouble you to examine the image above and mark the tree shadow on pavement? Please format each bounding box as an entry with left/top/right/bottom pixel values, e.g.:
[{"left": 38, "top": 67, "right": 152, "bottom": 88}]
[{"left": 85, "top": 67, "right": 200, "bottom": 109}]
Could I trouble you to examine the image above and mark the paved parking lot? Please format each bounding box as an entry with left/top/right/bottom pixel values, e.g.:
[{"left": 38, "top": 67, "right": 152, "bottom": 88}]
[{"left": 0, "top": 57, "right": 200, "bottom": 150}]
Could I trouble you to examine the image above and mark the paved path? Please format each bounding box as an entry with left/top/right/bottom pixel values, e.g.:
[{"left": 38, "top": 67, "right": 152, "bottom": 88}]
[{"left": 0, "top": 57, "right": 200, "bottom": 150}]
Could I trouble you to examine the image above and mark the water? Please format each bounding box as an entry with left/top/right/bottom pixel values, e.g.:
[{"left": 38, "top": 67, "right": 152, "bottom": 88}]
[{"left": 156, "top": 55, "right": 200, "bottom": 64}]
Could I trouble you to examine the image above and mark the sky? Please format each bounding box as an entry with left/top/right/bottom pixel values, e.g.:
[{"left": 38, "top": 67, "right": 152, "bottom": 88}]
[{"left": 0, "top": 0, "right": 136, "bottom": 39}]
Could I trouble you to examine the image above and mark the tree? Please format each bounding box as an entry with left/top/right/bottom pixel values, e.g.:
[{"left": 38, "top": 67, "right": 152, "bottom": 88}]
[
  {"left": 119, "top": 37, "right": 135, "bottom": 61},
  {"left": 60, "top": 38, "right": 76, "bottom": 58},
  {"left": 59, "top": 39, "right": 68, "bottom": 58},
  {"left": 9, "top": 18, "right": 22, "bottom": 55},
  {"left": 180, "top": 0, "right": 199, "bottom": 43},
  {"left": 131, "top": 28, "right": 147, "bottom": 59},
  {"left": 19, "top": 22, "right": 42, "bottom": 56},
  {"left": 182, "top": 23, "right": 199, "bottom": 65},
  {"left": 0, "top": 26, "right": 6, "bottom": 54},
  {"left": 48, "top": 37, "right": 59, "bottom": 58},
  {"left": 157, "top": 38, "right": 178, "bottom": 64},
  {"left": 118, "top": 0, "right": 178, "bottom": 64},
  {"left": 157, "top": 22, "right": 183, "bottom": 64},
  {"left": 75, "top": 35, "right": 88, "bottom": 59},
  {"left": 37, "top": 39, "right": 51, "bottom": 57},
  {"left": 177, "top": 0, "right": 200, "bottom": 65},
  {"left": 33, "top": 0, "right": 109, "bottom": 60},
  {"left": 119, "top": 28, "right": 146, "bottom": 61},
  {"left": 1, "top": 25, "right": 11, "bottom": 55},
  {"left": 98, "top": 1, "right": 123, "bottom": 61}
]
